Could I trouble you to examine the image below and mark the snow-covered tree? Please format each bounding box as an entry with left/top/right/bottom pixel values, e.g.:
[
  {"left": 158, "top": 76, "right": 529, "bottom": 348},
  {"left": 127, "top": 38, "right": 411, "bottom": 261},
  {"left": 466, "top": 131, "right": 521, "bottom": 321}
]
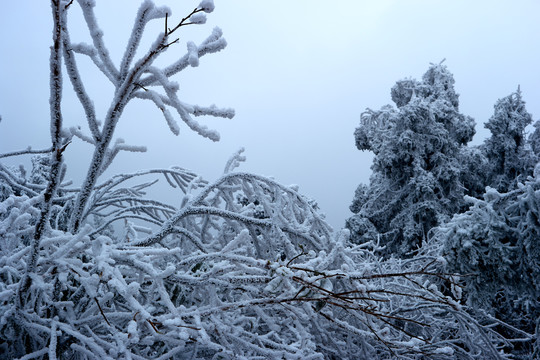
[
  {"left": 0, "top": 2, "right": 525, "bottom": 359},
  {"left": 346, "top": 63, "right": 475, "bottom": 258},
  {"left": 528, "top": 119, "right": 540, "bottom": 158},
  {"left": 437, "top": 167, "right": 540, "bottom": 357},
  {"left": 482, "top": 88, "right": 535, "bottom": 193}
]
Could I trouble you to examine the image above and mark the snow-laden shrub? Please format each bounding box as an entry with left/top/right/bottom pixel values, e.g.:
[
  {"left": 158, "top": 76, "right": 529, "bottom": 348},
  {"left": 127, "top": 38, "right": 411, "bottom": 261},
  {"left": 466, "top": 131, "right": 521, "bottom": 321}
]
[{"left": 0, "top": 170, "right": 515, "bottom": 358}]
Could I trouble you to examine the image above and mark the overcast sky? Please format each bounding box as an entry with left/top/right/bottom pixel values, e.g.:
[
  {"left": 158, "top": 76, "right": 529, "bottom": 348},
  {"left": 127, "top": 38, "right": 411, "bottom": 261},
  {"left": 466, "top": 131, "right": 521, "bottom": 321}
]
[{"left": 1, "top": 1, "right": 539, "bottom": 229}]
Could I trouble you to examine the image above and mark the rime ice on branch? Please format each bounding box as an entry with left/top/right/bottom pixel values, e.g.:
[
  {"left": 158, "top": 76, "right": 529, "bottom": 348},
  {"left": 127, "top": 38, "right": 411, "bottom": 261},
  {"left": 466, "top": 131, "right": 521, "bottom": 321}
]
[{"left": 67, "top": 0, "right": 233, "bottom": 232}]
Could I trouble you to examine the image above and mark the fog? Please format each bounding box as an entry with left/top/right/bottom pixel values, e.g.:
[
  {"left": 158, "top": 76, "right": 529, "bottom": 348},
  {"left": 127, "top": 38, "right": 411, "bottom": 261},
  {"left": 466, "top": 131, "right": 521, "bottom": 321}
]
[{"left": 1, "top": 0, "right": 539, "bottom": 229}]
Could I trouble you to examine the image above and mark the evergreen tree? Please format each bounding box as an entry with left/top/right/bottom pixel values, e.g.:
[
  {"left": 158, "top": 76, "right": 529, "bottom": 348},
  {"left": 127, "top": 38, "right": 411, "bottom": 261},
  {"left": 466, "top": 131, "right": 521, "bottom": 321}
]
[
  {"left": 528, "top": 119, "right": 540, "bottom": 158},
  {"left": 482, "top": 88, "right": 535, "bottom": 192},
  {"left": 346, "top": 63, "right": 475, "bottom": 258},
  {"left": 458, "top": 145, "right": 490, "bottom": 200},
  {"left": 438, "top": 168, "right": 540, "bottom": 357},
  {"left": 436, "top": 90, "right": 540, "bottom": 357}
]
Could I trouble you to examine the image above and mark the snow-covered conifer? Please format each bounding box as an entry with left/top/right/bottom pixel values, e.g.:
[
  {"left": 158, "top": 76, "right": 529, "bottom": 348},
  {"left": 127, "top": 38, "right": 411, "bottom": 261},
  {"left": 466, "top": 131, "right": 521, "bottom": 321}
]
[
  {"left": 346, "top": 63, "right": 475, "bottom": 258},
  {"left": 482, "top": 88, "right": 535, "bottom": 192},
  {"left": 438, "top": 172, "right": 540, "bottom": 357}
]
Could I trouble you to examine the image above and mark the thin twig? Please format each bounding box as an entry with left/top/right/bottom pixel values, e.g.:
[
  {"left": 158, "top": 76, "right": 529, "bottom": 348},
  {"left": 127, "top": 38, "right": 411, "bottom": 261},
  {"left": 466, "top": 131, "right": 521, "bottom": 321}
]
[
  {"left": 94, "top": 297, "right": 111, "bottom": 327},
  {"left": 147, "top": 319, "right": 163, "bottom": 334},
  {"left": 166, "top": 8, "right": 204, "bottom": 35},
  {"left": 0, "top": 147, "right": 53, "bottom": 159}
]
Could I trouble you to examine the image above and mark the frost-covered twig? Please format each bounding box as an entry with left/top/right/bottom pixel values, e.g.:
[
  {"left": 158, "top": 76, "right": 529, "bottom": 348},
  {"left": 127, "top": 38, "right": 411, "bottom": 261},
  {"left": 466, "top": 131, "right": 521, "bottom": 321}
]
[
  {"left": 76, "top": 0, "right": 120, "bottom": 83},
  {"left": 134, "top": 172, "right": 331, "bottom": 253},
  {"left": 68, "top": 1, "right": 233, "bottom": 233},
  {"left": 0, "top": 147, "right": 53, "bottom": 159},
  {"left": 62, "top": 25, "right": 100, "bottom": 141}
]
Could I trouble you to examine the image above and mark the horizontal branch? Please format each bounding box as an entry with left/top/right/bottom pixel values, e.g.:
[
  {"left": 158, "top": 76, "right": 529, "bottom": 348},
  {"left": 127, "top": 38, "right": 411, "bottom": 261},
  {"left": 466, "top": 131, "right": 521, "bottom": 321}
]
[{"left": 0, "top": 147, "right": 53, "bottom": 159}]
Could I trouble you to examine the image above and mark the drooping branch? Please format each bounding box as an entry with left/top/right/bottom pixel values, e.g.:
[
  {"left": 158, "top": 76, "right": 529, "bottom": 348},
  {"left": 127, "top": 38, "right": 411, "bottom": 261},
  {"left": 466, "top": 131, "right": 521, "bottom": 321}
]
[{"left": 133, "top": 171, "right": 331, "bottom": 252}]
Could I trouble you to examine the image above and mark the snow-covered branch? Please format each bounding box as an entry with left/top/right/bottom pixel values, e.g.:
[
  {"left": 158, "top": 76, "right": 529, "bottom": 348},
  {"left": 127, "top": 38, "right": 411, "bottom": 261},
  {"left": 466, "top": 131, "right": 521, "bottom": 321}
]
[
  {"left": 67, "top": 0, "right": 233, "bottom": 233},
  {"left": 0, "top": 147, "right": 53, "bottom": 159}
]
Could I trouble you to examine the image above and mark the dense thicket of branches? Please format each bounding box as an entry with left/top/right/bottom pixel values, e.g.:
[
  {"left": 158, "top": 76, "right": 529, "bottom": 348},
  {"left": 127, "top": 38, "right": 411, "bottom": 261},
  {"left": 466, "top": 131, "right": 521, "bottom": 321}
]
[
  {"left": 0, "top": 1, "right": 535, "bottom": 359},
  {"left": 0, "top": 165, "right": 518, "bottom": 358}
]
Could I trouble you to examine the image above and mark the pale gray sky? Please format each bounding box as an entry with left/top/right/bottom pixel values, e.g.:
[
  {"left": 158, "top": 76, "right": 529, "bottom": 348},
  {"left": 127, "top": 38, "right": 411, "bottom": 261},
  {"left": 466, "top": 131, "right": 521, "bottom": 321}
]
[{"left": 1, "top": 1, "right": 539, "bottom": 229}]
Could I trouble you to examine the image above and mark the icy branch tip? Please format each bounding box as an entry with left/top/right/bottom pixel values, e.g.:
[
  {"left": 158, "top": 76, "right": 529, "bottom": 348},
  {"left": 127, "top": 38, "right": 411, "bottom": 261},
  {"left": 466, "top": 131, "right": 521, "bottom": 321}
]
[
  {"left": 199, "top": 0, "right": 215, "bottom": 13},
  {"left": 190, "top": 13, "right": 207, "bottom": 24}
]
